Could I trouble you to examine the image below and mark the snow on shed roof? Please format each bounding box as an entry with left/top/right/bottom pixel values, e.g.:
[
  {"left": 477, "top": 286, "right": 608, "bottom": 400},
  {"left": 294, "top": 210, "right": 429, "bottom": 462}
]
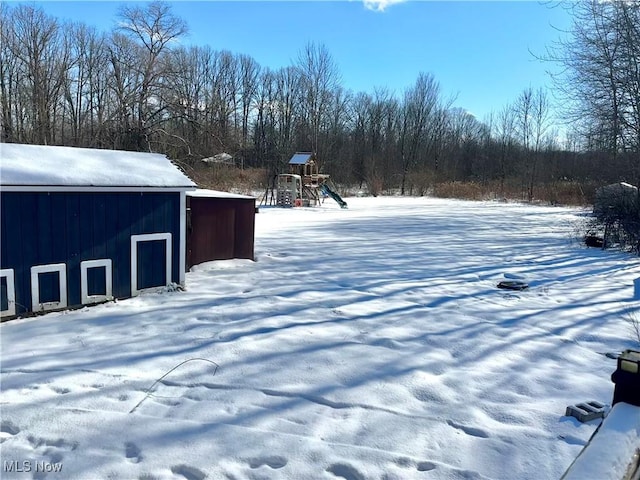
[
  {"left": 288, "top": 152, "right": 314, "bottom": 165},
  {"left": 0, "top": 143, "right": 195, "bottom": 188},
  {"left": 187, "top": 189, "right": 255, "bottom": 200}
]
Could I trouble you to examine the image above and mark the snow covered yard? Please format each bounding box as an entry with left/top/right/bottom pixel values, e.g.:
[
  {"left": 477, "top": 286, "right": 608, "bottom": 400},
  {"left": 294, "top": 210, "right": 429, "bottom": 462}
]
[{"left": 2, "top": 196, "right": 639, "bottom": 480}]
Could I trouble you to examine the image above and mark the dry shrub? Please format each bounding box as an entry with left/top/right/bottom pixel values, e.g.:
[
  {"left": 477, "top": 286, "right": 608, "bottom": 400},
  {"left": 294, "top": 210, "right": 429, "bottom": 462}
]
[
  {"left": 190, "top": 164, "right": 268, "bottom": 195},
  {"left": 531, "top": 182, "right": 590, "bottom": 206},
  {"left": 433, "top": 181, "right": 487, "bottom": 200},
  {"left": 430, "top": 179, "right": 594, "bottom": 206},
  {"left": 407, "top": 170, "right": 434, "bottom": 196},
  {"left": 366, "top": 173, "right": 384, "bottom": 197}
]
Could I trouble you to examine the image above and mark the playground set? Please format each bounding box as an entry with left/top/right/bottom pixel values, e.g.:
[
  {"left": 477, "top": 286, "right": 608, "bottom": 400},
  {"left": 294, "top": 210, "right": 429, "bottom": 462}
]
[{"left": 261, "top": 152, "right": 347, "bottom": 209}]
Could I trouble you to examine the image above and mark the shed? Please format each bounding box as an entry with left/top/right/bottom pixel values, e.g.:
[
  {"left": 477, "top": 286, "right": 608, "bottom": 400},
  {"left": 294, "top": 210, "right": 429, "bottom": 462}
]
[
  {"left": 0, "top": 143, "right": 195, "bottom": 319},
  {"left": 186, "top": 189, "right": 255, "bottom": 269}
]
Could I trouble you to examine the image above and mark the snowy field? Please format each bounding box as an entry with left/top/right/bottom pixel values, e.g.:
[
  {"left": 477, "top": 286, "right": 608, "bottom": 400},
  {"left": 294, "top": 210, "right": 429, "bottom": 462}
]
[{"left": 2, "top": 196, "right": 639, "bottom": 480}]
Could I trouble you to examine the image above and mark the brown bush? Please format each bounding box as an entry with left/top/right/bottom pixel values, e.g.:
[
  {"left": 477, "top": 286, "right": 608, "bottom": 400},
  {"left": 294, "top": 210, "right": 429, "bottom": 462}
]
[
  {"left": 366, "top": 173, "right": 384, "bottom": 197},
  {"left": 189, "top": 164, "right": 268, "bottom": 195},
  {"left": 407, "top": 170, "right": 434, "bottom": 196},
  {"left": 534, "top": 182, "right": 590, "bottom": 206},
  {"left": 432, "top": 181, "right": 487, "bottom": 200},
  {"left": 430, "top": 179, "right": 594, "bottom": 206}
]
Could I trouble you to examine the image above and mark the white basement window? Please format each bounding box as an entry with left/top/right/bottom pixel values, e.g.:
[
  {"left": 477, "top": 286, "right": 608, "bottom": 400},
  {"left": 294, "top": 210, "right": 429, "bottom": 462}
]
[
  {"left": 80, "top": 259, "right": 113, "bottom": 305},
  {"left": 31, "top": 263, "right": 67, "bottom": 312},
  {"left": 130, "top": 233, "right": 172, "bottom": 296},
  {"left": 0, "top": 269, "right": 16, "bottom": 317}
]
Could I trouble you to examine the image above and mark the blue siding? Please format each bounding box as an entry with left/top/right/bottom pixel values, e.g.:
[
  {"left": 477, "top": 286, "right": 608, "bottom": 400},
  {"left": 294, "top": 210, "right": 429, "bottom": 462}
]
[
  {"left": 0, "top": 191, "right": 181, "bottom": 316},
  {"left": 65, "top": 194, "right": 81, "bottom": 306},
  {"left": 36, "top": 194, "right": 53, "bottom": 263}
]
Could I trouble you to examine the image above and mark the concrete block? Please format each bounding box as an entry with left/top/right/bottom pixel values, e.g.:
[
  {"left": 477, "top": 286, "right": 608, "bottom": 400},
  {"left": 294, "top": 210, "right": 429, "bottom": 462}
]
[{"left": 565, "top": 401, "right": 606, "bottom": 423}]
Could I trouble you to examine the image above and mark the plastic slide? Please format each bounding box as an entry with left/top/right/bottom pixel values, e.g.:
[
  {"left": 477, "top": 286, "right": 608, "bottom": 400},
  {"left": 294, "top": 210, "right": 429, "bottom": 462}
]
[{"left": 320, "top": 184, "right": 348, "bottom": 209}]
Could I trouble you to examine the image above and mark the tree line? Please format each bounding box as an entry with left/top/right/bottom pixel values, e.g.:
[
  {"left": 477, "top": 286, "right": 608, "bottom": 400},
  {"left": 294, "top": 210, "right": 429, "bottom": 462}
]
[{"left": 1, "top": 1, "right": 637, "bottom": 201}]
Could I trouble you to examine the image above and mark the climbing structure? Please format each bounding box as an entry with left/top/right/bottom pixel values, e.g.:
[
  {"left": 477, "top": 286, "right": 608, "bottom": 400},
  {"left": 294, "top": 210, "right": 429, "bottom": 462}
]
[{"left": 275, "top": 152, "right": 347, "bottom": 208}]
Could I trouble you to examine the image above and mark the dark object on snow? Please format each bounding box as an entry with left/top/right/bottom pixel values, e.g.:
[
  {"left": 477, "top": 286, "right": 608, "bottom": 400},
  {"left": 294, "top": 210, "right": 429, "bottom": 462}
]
[
  {"left": 611, "top": 349, "right": 640, "bottom": 407},
  {"left": 565, "top": 401, "right": 606, "bottom": 423},
  {"left": 584, "top": 235, "right": 604, "bottom": 248},
  {"left": 497, "top": 280, "right": 528, "bottom": 291}
]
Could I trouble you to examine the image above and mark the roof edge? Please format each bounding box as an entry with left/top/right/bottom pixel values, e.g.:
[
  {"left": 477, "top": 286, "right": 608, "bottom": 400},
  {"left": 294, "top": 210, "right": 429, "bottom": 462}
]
[{"left": 1, "top": 185, "right": 196, "bottom": 193}]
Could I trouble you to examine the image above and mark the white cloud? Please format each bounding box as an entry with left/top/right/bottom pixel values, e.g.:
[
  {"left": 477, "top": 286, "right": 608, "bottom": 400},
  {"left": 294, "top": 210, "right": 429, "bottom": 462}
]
[{"left": 363, "top": 0, "right": 406, "bottom": 12}]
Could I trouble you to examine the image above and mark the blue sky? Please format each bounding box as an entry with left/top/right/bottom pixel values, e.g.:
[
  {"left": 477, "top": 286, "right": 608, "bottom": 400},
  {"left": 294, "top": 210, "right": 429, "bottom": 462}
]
[{"left": 26, "top": 1, "right": 572, "bottom": 121}]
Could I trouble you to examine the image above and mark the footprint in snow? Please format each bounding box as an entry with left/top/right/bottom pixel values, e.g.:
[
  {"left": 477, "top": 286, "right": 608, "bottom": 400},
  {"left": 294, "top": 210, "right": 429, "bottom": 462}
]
[
  {"left": 248, "top": 455, "right": 288, "bottom": 469},
  {"left": 1, "top": 421, "right": 20, "bottom": 436},
  {"left": 138, "top": 475, "right": 160, "bottom": 480},
  {"left": 0, "top": 421, "right": 20, "bottom": 443},
  {"left": 42, "top": 450, "right": 64, "bottom": 464},
  {"left": 51, "top": 386, "right": 71, "bottom": 394},
  {"left": 446, "top": 419, "right": 490, "bottom": 439},
  {"left": 326, "top": 463, "right": 365, "bottom": 480},
  {"left": 125, "top": 442, "right": 143, "bottom": 463},
  {"left": 417, "top": 461, "right": 437, "bottom": 472},
  {"left": 393, "top": 457, "right": 413, "bottom": 468},
  {"left": 27, "top": 435, "right": 78, "bottom": 450},
  {"left": 170, "top": 464, "right": 206, "bottom": 480},
  {"left": 369, "top": 337, "right": 404, "bottom": 350}
]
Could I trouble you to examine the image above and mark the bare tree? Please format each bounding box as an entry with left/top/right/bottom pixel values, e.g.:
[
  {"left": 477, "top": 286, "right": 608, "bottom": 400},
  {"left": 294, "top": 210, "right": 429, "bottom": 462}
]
[
  {"left": 296, "top": 42, "right": 341, "bottom": 158},
  {"left": 253, "top": 68, "right": 278, "bottom": 169},
  {"left": 237, "top": 54, "right": 261, "bottom": 164},
  {"left": 116, "top": 0, "right": 187, "bottom": 150},
  {"left": 399, "top": 73, "right": 443, "bottom": 194},
  {"left": 322, "top": 85, "right": 351, "bottom": 175},
  {"left": 493, "top": 102, "right": 518, "bottom": 195},
  {"left": 273, "top": 66, "right": 302, "bottom": 158},
  {"left": 5, "top": 4, "right": 70, "bottom": 144},
  {"left": 444, "top": 108, "right": 487, "bottom": 182},
  {"left": 106, "top": 32, "right": 143, "bottom": 149},
  {"left": 61, "top": 22, "right": 109, "bottom": 146},
  {"left": 549, "top": 1, "right": 640, "bottom": 158},
  {"left": 513, "top": 87, "right": 551, "bottom": 200},
  {"left": 0, "top": 3, "right": 20, "bottom": 142},
  {"left": 201, "top": 50, "right": 239, "bottom": 152},
  {"left": 155, "top": 47, "right": 194, "bottom": 157}
]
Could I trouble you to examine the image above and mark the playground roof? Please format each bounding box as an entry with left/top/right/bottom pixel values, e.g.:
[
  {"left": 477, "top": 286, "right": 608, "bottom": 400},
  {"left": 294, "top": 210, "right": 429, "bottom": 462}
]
[{"left": 288, "top": 152, "right": 314, "bottom": 165}]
